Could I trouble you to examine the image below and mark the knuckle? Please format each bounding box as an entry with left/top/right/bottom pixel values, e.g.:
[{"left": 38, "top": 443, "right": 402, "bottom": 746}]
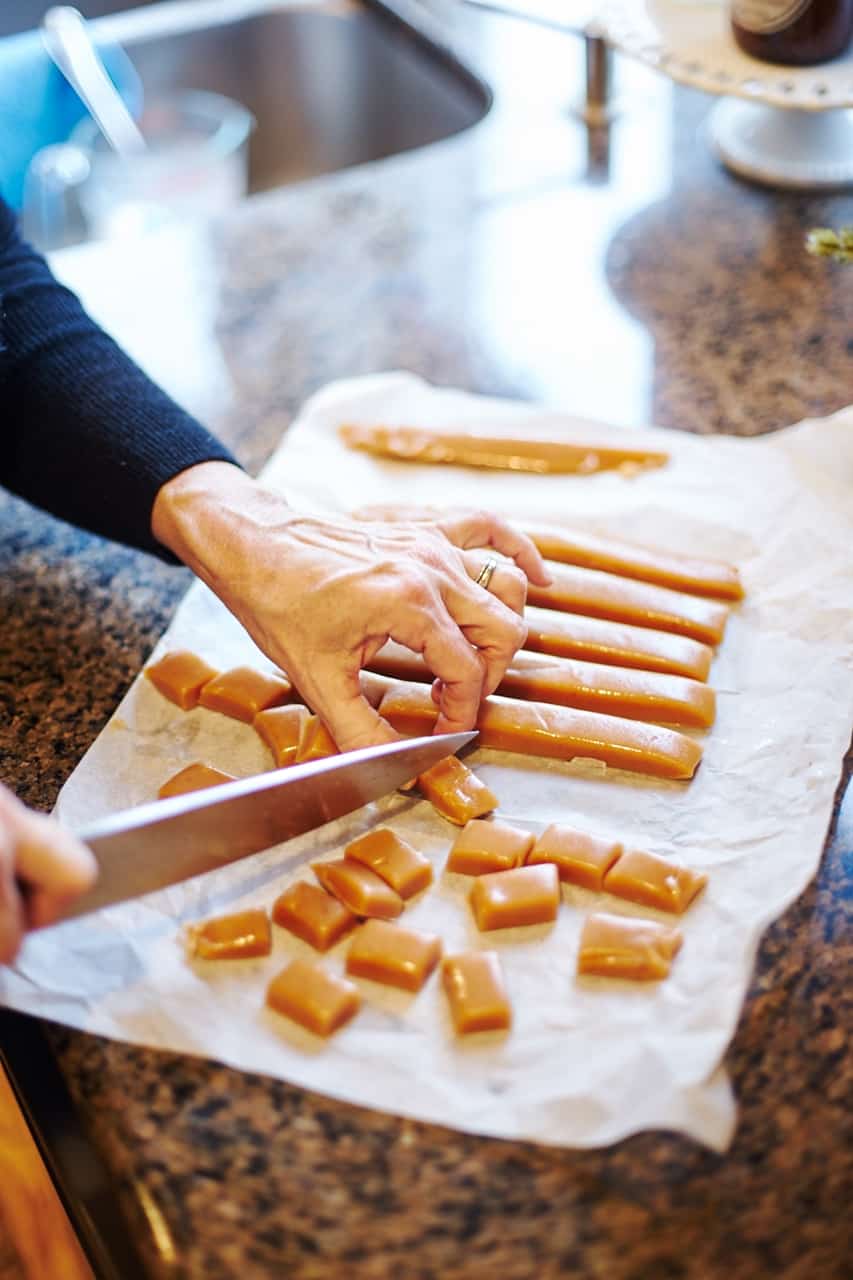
[
  {"left": 491, "top": 609, "right": 527, "bottom": 654},
  {"left": 510, "top": 613, "right": 528, "bottom": 648},
  {"left": 403, "top": 569, "right": 436, "bottom": 610},
  {"left": 372, "top": 558, "right": 430, "bottom": 607},
  {"left": 503, "top": 566, "right": 528, "bottom": 610},
  {"left": 453, "top": 646, "right": 484, "bottom": 683},
  {"left": 418, "top": 537, "right": 449, "bottom": 572},
  {"left": 470, "top": 507, "right": 495, "bottom": 531},
  {"left": 438, "top": 688, "right": 477, "bottom": 726}
]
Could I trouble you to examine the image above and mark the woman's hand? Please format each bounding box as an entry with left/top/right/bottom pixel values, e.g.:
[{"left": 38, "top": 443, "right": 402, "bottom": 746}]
[
  {"left": 152, "top": 463, "right": 550, "bottom": 751},
  {"left": 0, "top": 784, "right": 98, "bottom": 964},
  {"left": 353, "top": 501, "right": 552, "bottom": 617}
]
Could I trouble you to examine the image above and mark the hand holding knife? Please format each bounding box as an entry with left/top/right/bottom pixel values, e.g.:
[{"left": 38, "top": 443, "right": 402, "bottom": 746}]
[{"left": 58, "top": 731, "right": 476, "bottom": 923}]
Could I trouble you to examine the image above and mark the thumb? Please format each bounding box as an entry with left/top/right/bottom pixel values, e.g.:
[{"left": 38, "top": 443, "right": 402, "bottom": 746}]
[{"left": 14, "top": 809, "right": 98, "bottom": 928}]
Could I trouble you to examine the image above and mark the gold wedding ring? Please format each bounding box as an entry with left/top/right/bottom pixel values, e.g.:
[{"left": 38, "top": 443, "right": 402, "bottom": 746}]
[{"left": 474, "top": 555, "right": 499, "bottom": 592}]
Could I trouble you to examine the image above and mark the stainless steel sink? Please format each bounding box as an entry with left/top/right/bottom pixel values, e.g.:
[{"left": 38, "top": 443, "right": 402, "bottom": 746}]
[{"left": 67, "top": 0, "right": 492, "bottom": 193}]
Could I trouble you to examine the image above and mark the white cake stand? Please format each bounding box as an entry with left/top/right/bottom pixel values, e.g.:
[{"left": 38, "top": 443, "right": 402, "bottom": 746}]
[{"left": 599, "top": 0, "right": 853, "bottom": 189}]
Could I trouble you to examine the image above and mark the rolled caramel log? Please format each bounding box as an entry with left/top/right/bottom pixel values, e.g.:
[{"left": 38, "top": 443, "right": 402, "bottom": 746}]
[
  {"left": 524, "top": 525, "right": 743, "bottom": 602},
  {"left": 368, "top": 641, "right": 716, "bottom": 730},
  {"left": 339, "top": 422, "right": 668, "bottom": 475},
  {"left": 527, "top": 562, "right": 729, "bottom": 646},
  {"left": 523, "top": 607, "right": 713, "bottom": 683},
  {"left": 369, "top": 677, "right": 703, "bottom": 781}
]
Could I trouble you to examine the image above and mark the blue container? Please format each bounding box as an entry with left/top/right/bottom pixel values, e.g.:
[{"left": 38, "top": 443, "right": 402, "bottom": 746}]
[{"left": 0, "top": 27, "right": 141, "bottom": 209}]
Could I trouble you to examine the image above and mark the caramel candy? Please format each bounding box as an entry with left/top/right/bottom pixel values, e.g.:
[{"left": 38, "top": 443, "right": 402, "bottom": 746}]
[
  {"left": 295, "top": 715, "right": 338, "bottom": 763},
  {"left": 254, "top": 704, "right": 310, "bottom": 767},
  {"left": 577, "top": 912, "right": 683, "bottom": 981},
  {"left": 603, "top": 848, "right": 708, "bottom": 915},
  {"left": 501, "top": 653, "right": 715, "bottom": 730},
  {"left": 346, "top": 919, "right": 442, "bottom": 992},
  {"left": 339, "top": 421, "right": 668, "bottom": 475},
  {"left": 187, "top": 908, "right": 271, "bottom": 960},
  {"left": 198, "top": 666, "right": 292, "bottom": 724},
  {"left": 272, "top": 880, "right": 358, "bottom": 951},
  {"left": 525, "top": 525, "right": 744, "bottom": 602},
  {"left": 145, "top": 649, "right": 219, "bottom": 710},
  {"left": 376, "top": 680, "right": 703, "bottom": 782},
  {"left": 470, "top": 863, "right": 560, "bottom": 931},
  {"left": 527, "top": 824, "right": 622, "bottom": 890},
  {"left": 442, "top": 951, "right": 511, "bottom": 1034},
  {"left": 447, "top": 819, "right": 534, "bottom": 875},
  {"left": 312, "top": 858, "right": 404, "bottom": 919},
  {"left": 526, "top": 563, "right": 729, "bottom": 647},
  {"left": 416, "top": 755, "right": 498, "bottom": 824},
  {"left": 524, "top": 607, "right": 713, "bottom": 683},
  {"left": 345, "top": 828, "right": 433, "bottom": 898},
  {"left": 266, "top": 958, "right": 361, "bottom": 1036},
  {"left": 158, "top": 762, "right": 237, "bottom": 800},
  {"left": 369, "top": 642, "right": 716, "bottom": 729}
]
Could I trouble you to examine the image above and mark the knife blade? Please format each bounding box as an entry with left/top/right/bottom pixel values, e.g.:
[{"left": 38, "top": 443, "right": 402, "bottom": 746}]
[{"left": 57, "top": 730, "right": 477, "bottom": 922}]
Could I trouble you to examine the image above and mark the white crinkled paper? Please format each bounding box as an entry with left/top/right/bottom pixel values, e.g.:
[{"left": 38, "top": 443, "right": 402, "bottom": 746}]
[{"left": 3, "top": 373, "right": 852, "bottom": 1152}]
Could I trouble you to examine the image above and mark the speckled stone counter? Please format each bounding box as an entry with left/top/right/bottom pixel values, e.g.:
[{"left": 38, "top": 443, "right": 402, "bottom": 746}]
[{"left": 1, "top": 18, "right": 851, "bottom": 1279}]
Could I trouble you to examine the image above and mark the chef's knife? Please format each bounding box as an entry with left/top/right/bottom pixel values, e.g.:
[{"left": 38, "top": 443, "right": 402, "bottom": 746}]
[{"left": 57, "top": 731, "right": 476, "bottom": 922}]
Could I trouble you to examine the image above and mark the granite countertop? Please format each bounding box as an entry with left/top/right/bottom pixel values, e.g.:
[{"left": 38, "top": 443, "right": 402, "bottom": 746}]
[{"left": 1, "top": 13, "right": 851, "bottom": 1279}]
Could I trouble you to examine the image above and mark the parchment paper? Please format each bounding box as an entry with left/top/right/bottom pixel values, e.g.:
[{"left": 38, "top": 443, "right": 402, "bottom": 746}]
[{"left": 3, "top": 372, "right": 852, "bottom": 1152}]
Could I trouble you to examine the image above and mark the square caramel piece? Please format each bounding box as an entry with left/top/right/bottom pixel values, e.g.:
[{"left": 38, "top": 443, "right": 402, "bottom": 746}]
[
  {"left": 272, "top": 880, "right": 358, "bottom": 951},
  {"left": 470, "top": 863, "right": 560, "bottom": 932},
  {"left": 447, "top": 819, "right": 534, "bottom": 876},
  {"left": 603, "top": 848, "right": 708, "bottom": 915},
  {"left": 295, "top": 715, "right": 339, "bottom": 763},
  {"left": 199, "top": 666, "right": 292, "bottom": 724},
  {"left": 346, "top": 919, "right": 442, "bottom": 992},
  {"left": 417, "top": 755, "right": 497, "bottom": 825},
  {"left": 345, "top": 827, "right": 433, "bottom": 899},
  {"left": 577, "top": 912, "right": 683, "bottom": 981},
  {"left": 254, "top": 704, "right": 310, "bottom": 767},
  {"left": 266, "top": 958, "right": 361, "bottom": 1036},
  {"left": 312, "top": 858, "right": 404, "bottom": 920},
  {"left": 526, "top": 823, "right": 622, "bottom": 891},
  {"left": 158, "top": 762, "right": 237, "bottom": 800},
  {"left": 187, "top": 908, "right": 272, "bottom": 960},
  {"left": 145, "top": 649, "right": 220, "bottom": 711},
  {"left": 442, "top": 951, "right": 511, "bottom": 1034}
]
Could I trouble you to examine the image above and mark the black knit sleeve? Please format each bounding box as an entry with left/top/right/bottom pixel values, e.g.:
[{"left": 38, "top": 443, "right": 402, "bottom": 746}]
[{"left": 0, "top": 197, "right": 242, "bottom": 560}]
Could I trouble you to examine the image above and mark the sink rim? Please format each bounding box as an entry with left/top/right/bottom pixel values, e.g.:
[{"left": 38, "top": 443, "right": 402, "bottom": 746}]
[
  {"left": 83, "top": 0, "right": 493, "bottom": 121},
  {"left": 80, "top": 0, "right": 494, "bottom": 195}
]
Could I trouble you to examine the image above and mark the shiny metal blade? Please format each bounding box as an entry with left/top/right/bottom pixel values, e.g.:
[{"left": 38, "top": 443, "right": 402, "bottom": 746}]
[{"left": 59, "top": 731, "right": 476, "bottom": 921}]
